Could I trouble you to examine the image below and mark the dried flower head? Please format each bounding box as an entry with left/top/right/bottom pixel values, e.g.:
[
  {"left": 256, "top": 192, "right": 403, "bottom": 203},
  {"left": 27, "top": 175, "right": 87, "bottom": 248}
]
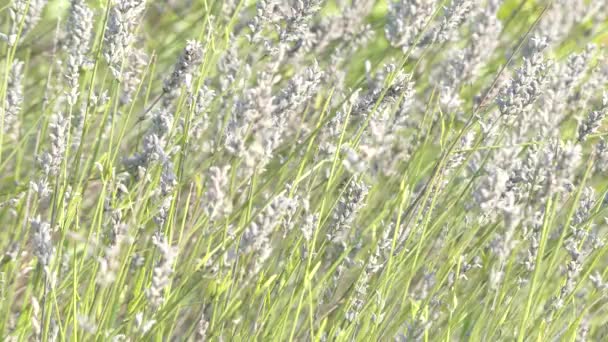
[{"left": 163, "top": 40, "right": 205, "bottom": 93}]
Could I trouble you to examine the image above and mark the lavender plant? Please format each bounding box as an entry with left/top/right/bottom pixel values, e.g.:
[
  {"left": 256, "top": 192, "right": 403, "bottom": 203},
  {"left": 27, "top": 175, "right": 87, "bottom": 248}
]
[{"left": 1, "top": 0, "right": 608, "bottom": 340}]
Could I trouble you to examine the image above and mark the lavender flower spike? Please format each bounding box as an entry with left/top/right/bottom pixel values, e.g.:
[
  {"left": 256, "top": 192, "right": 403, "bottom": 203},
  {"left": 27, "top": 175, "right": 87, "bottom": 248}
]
[{"left": 163, "top": 40, "right": 205, "bottom": 93}]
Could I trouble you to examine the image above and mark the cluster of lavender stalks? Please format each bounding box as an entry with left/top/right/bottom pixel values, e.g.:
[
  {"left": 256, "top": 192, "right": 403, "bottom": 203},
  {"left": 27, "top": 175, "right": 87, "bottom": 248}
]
[{"left": 2, "top": 0, "right": 608, "bottom": 340}]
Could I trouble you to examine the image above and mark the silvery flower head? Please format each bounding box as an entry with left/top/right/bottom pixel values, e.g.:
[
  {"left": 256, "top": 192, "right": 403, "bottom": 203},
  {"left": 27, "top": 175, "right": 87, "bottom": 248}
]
[
  {"left": 120, "top": 48, "right": 148, "bottom": 104},
  {"left": 31, "top": 216, "right": 53, "bottom": 268},
  {"left": 65, "top": 0, "right": 94, "bottom": 68},
  {"left": 204, "top": 165, "right": 232, "bottom": 221},
  {"left": 342, "top": 146, "right": 366, "bottom": 174},
  {"left": 548, "top": 139, "right": 582, "bottom": 193},
  {"left": 563, "top": 44, "right": 596, "bottom": 90},
  {"left": 273, "top": 60, "right": 323, "bottom": 115},
  {"left": 150, "top": 107, "right": 173, "bottom": 137},
  {"left": 572, "top": 187, "right": 595, "bottom": 227},
  {"left": 159, "top": 160, "right": 176, "bottom": 197},
  {"left": 248, "top": 0, "right": 283, "bottom": 41},
  {"left": 497, "top": 36, "right": 550, "bottom": 117},
  {"left": 146, "top": 233, "right": 176, "bottom": 309},
  {"left": 8, "top": 0, "right": 48, "bottom": 44},
  {"left": 280, "top": 0, "right": 324, "bottom": 43},
  {"left": 123, "top": 133, "right": 168, "bottom": 172},
  {"left": 422, "top": 0, "right": 474, "bottom": 45},
  {"left": 473, "top": 166, "right": 509, "bottom": 215},
  {"left": 38, "top": 114, "right": 68, "bottom": 177},
  {"left": 5, "top": 60, "right": 24, "bottom": 138},
  {"left": 330, "top": 179, "right": 369, "bottom": 243},
  {"left": 103, "top": 0, "right": 147, "bottom": 78},
  {"left": 577, "top": 92, "right": 607, "bottom": 142},
  {"left": 385, "top": 0, "right": 436, "bottom": 49}
]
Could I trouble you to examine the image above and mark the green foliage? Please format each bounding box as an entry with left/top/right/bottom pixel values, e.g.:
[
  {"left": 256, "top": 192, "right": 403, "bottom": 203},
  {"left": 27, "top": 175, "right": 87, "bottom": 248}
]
[{"left": 1, "top": 0, "right": 608, "bottom": 341}]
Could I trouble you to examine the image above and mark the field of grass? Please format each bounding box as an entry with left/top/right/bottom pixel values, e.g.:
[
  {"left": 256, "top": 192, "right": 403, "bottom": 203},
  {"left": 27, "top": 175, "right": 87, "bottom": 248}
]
[{"left": 1, "top": 0, "right": 608, "bottom": 340}]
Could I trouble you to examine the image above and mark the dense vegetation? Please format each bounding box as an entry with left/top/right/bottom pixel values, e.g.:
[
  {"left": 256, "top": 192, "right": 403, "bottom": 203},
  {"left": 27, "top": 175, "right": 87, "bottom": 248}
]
[{"left": 1, "top": 0, "right": 608, "bottom": 340}]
